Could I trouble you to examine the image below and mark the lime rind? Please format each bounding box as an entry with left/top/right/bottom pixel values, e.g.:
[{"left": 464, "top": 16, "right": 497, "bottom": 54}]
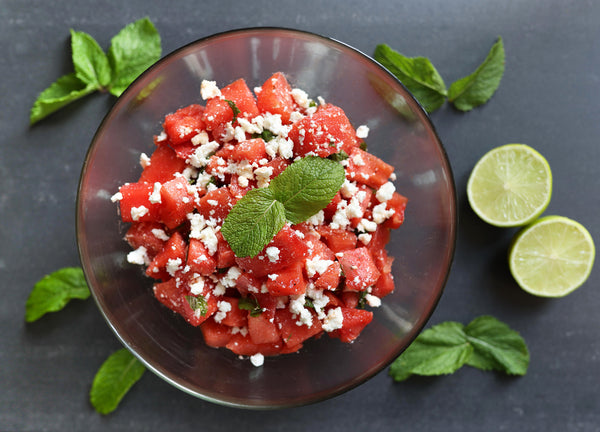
[
  {"left": 509, "top": 216, "right": 596, "bottom": 297},
  {"left": 467, "top": 144, "right": 552, "bottom": 227}
]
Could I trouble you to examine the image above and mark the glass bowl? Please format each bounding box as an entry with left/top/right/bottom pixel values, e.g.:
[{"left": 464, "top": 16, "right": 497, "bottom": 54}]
[{"left": 76, "top": 28, "right": 456, "bottom": 409}]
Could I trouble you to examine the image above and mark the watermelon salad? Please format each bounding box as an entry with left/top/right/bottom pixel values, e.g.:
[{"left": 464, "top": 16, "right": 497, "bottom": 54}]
[{"left": 111, "top": 72, "right": 407, "bottom": 367}]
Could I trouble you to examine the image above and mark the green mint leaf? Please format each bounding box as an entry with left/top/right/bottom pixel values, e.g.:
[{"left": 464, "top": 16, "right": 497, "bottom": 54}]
[
  {"left": 270, "top": 156, "right": 345, "bottom": 224},
  {"left": 327, "top": 150, "right": 349, "bottom": 162},
  {"left": 389, "top": 316, "right": 529, "bottom": 381},
  {"left": 185, "top": 295, "right": 208, "bottom": 316},
  {"left": 221, "top": 188, "right": 286, "bottom": 258},
  {"left": 464, "top": 315, "right": 529, "bottom": 375},
  {"left": 252, "top": 129, "right": 275, "bottom": 142},
  {"left": 448, "top": 37, "right": 505, "bottom": 111},
  {"left": 389, "top": 321, "right": 472, "bottom": 381},
  {"left": 70, "top": 30, "right": 111, "bottom": 88},
  {"left": 107, "top": 17, "right": 161, "bottom": 97},
  {"left": 90, "top": 348, "right": 146, "bottom": 415},
  {"left": 30, "top": 73, "right": 97, "bottom": 125},
  {"left": 25, "top": 267, "right": 90, "bottom": 322},
  {"left": 225, "top": 99, "right": 241, "bottom": 124},
  {"left": 374, "top": 44, "right": 447, "bottom": 113},
  {"left": 238, "top": 297, "right": 263, "bottom": 317}
]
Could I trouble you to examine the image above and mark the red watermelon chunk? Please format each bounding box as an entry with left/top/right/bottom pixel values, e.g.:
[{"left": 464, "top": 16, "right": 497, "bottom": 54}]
[
  {"left": 328, "top": 307, "right": 373, "bottom": 343},
  {"left": 159, "top": 176, "right": 195, "bottom": 229},
  {"left": 338, "top": 247, "right": 381, "bottom": 291},
  {"left": 163, "top": 104, "right": 205, "bottom": 145},
  {"left": 139, "top": 144, "right": 187, "bottom": 184},
  {"left": 256, "top": 72, "right": 295, "bottom": 123}
]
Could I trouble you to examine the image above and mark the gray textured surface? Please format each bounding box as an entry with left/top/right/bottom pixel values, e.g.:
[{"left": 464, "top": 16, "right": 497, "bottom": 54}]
[{"left": 1, "top": 0, "right": 599, "bottom": 431}]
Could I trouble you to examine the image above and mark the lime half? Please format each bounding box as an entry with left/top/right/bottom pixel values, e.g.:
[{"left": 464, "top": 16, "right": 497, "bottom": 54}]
[
  {"left": 467, "top": 144, "right": 552, "bottom": 227},
  {"left": 509, "top": 216, "right": 595, "bottom": 297}
]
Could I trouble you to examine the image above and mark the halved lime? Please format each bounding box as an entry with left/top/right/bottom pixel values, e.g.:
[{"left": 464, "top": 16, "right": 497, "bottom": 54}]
[
  {"left": 509, "top": 216, "right": 595, "bottom": 297},
  {"left": 467, "top": 144, "right": 552, "bottom": 227}
]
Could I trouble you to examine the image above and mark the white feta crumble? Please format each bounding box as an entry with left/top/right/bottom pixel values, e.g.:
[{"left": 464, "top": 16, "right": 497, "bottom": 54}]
[
  {"left": 191, "top": 131, "right": 209, "bottom": 146},
  {"left": 189, "top": 276, "right": 205, "bottom": 295},
  {"left": 305, "top": 256, "right": 334, "bottom": 278},
  {"left": 291, "top": 88, "right": 310, "bottom": 108},
  {"left": 110, "top": 191, "right": 123, "bottom": 203},
  {"left": 267, "top": 274, "right": 279, "bottom": 281},
  {"left": 127, "top": 246, "right": 149, "bottom": 265},
  {"left": 250, "top": 353, "right": 264, "bottom": 367},
  {"left": 139, "top": 153, "right": 151, "bottom": 169},
  {"left": 214, "top": 300, "right": 232, "bottom": 323},
  {"left": 188, "top": 141, "right": 220, "bottom": 168},
  {"left": 151, "top": 228, "right": 170, "bottom": 241},
  {"left": 238, "top": 117, "right": 262, "bottom": 134},
  {"left": 365, "top": 294, "right": 382, "bottom": 308},
  {"left": 276, "top": 137, "right": 294, "bottom": 159},
  {"left": 356, "top": 125, "right": 370, "bottom": 139},
  {"left": 200, "top": 80, "right": 221, "bottom": 100},
  {"left": 330, "top": 200, "right": 350, "bottom": 230},
  {"left": 265, "top": 246, "right": 280, "bottom": 263},
  {"left": 375, "top": 181, "right": 396, "bottom": 202},
  {"left": 340, "top": 179, "right": 359, "bottom": 199},
  {"left": 130, "top": 206, "right": 149, "bottom": 221},
  {"left": 317, "top": 96, "right": 326, "bottom": 106},
  {"left": 357, "top": 218, "right": 378, "bottom": 233},
  {"left": 254, "top": 166, "right": 274, "bottom": 188},
  {"left": 221, "top": 266, "right": 241, "bottom": 288},
  {"left": 155, "top": 131, "right": 167, "bottom": 143},
  {"left": 234, "top": 126, "right": 247, "bottom": 142},
  {"left": 372, "top": 202, "right": 396, "bottom": 224},
  {"left": 306, "top": 210, "right": 325, "bottom": 225},
  {"left": 148, "top": 182, "right": 162, "bottom": 204},
  {"left": 188, "top": 213, "right": 207, "bottom": 239},
  {"left": 231, "top": 326, "right": 248, "bottom": 336},
  {"left": 358, "top": 233, "right": 372, "bottom": 245},
  {"left": 166, "top": 258, "right": 182, "bottom": 277},
  {"left": 351, "top": 153, "right": 366, "bottom": 166},
  {"left": 305, "top": 284, "right": 330, "bottom": 319},
  {"left": 289, "top": 294, "right": 313, "bottom": 327},
  {"left": 199, "top": 226, "right": 219, "bottom": 255},
  {"left": 346, "top": 190, "right": 367, "bottom": 219},
  {"left": 389, "top": 172, "right": 397, "bottom": 181},
  {"left": 322, "top": 307, "right": 344, "bottom": 332},
  {"left": 289, "top": 111, "right": 305, "bottom": 123}
]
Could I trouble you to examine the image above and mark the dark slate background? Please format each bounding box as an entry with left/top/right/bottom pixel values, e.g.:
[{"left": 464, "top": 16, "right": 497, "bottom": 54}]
[{"left": 2, "top": 1, "right": 599, "bottom": 430}]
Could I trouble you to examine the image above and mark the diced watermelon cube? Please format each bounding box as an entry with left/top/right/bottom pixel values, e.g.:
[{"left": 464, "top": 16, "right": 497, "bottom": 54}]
[
  {"left": 265, "top": 262, "right": 307, "bottom": 296},
  {"left": 248, "top": 313, "right": 281, "bottom": 345},
  {"left": 215, "top": 231, "right": 236, "bottom": 268},
  {"left": 196, "top": 187, "right": 235, "bottom": 223},
  {"left": 187, "top": 238, "right": 217, "bottom": 276},
  {"left": 275, "top": 308, "right": 323, "bottom": 348},
  {"left": 153, "top": 277, "right": 217, "bottom": 326},
  {"left": 145, "top": 232, "right": 187, "bottom": 280},
  {"left": 119, "top": 182, "right": 161, "bottom": 223},
  {"left": 202, "top": 79, "right": 259, "bottom": 130},
  {"left": 200, "top": 318, "right": 232, "bottom": 347},
  {"left": 328, "top": 307, "right": 373, "bottom": 343},
  {"left": 382, "top": 192, "right": 408, "bottom": 229},
  {"left": 163, "top": 104, "right": 205, "bottom": 145},
  {"left": 124, "top": 222, "right": 168, "bottom": 258},
  {"left": 346, "top": 148, "right": 394, "bottom": 189},
  {"left": 256, "top": 72, "right": 295, "bottom": 123},
  {"left": 338, "top": 247, "right": 381, "bottom": 291},
  {"left": 230, "top": 138, "right": 267, "bottom": 164},
  {"left": 159, "top": 176, "right": 195, "bottom": 229},
  {"left": 316, "top": 226, "right": 357, "bottom": 253},
  {"left": 139, "top": 144, "right": 187, "bottom": 184}
]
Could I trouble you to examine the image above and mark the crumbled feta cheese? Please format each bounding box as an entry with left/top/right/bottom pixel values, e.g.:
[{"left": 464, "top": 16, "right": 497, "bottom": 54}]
[
  {"left": 130, "top": 206, "right": 148, "bottom": 221},
  {"left": 188, "top": 141, "right": 220, "bottom": 168},
  {"left": 277, "top": 138, "right": 294, "bottom": 159},
  {"left": 365, "top": 294, "right": 382, "bottom": 308},
  {"left": 317, "top": 96, "right": 326, "bottom": 106},
  {"left": 340, "top": 179, "right": 359, "bottom": 199},
  {"left": 191, "top": 131, "right": 209, "bottom": 146},
  {"left": 189, "top": 276, "right": 205, "bottom": 295},
  {"left": 305, "top": 284, "right": 330, "bottom": 319},
  {"left": 357, "top": 218, "right": 378, "bottom": 232},
  {"left": 322, "top": 307, "right": 344, "bottom": 332},
  {"left": 356, "top": 125, "right": 369, "bottom": 139},
  {"left": 139, "top": 153, "right": 151, "bottom": 168},
  {"left": 267, "top": 274, "right": 279, "bottom": 281},
  {"left": 389, "top": 172, "right": 397, "bottom": 181},
  {"left": 234, "top": 126, "right": 247, "bottom": 142},
  {"left": 330, "top": 200, "right": 350, "bottom": 230},
  {"left": 221, "top": 266, "right": 241, "bottom": 288},
  {"left": 151, "top": 228, "right": 170, "bottom": 241},
  {"left": 346, "top": 190, "right": 367, "bottom": 219},
  {"left": 351, "top": 153, "right": 365, "bottom": 166},
  {"left": 214, "top": 300, "right": 232, "bottom": 323},
  {"left": 289, "top": 294, "right": 313, "bottom": 327},
  {"left": 110, "top": 191, "right": 123, "bottom": 202},
  {"left": 372, "top": 202, "right": 395, "bottom": 224},
  {"left": 305, "top": 256, "right": 334, "bottom": 278},
  {"left": 289, "top": 111, "right": 304, "bottom": 123},
  {"left": 188, "top": 213, "right": 207, "bottom": 238},
  {"left": 250, "top": 353, "right": 264, "bottom": 367},
  {"left": 238, "top": 117, "right": 262, "bottom": 134},
  {"left": 166, "top": 258, "right": 182, "bottom": 277},
  {"left": 200, "top": 80, "right": 221, "bottom": 100},
  {"left": 358, "top": 233, "right": 372, "bottom": 245},
  {"left": 231, "top": 326, "right": 248, "bottom": 336},
  {"left": 291, "top": 88, "right": 310, "bottom": 108},
  {"left": 199, "top": 226, "right": 219, "bottom": 255},
  {"left": 263, "top": 113, "right": 290, "bottom": 137},
  {"left": 266, "top": 247, "right": 280, "bottom": 263},
  {"left": 155, "top": 131, "right": 167, "bottom": 143},
  {"left": 207, "top": 199, "right": 218, "bottom": 206},
  {"left": 254, "top": 166, "right": 274, "bottom": 188},
  {"left": 148, "top": 182, "right": 162, "bottom": 204},
  {"left": 127, "top": 246, "right": 149, "bottom": 265},
  {"left": 306, "top": 210, "right": 325, "bottom": 225},
  {"left": 375, "top": 181, "right": 396, "bottom": 202}
]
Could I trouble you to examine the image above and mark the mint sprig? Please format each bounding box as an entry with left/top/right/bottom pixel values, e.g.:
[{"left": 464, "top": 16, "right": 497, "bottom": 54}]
[
  {"left": 448, "top": 37, "right": 505, "bottom": 111},
  {"left": 221, "top": 156, "right": 345, "bottom": 257},
  {"left": 389, "top": 315, "right": 529, "bottom": 381},
  {"left": 238, "top": 296, "right": 263, "bottom": 317},
  {"left": 30, "top": 17, "right": 161, "bottom": 125},
  {"left": 25, "top": 267, "right": 90, "bottom": 322},
  {"left": 374, "top": 44, "right": 447, "bottom": 113},
  {"left": 185, "top": 294, "right": 208, "bottom": 316},
  {"left": 374, "top": 37, "right": 505, "bottom": 113},
  {"left": 90, "top": 348, "right": 146, "bottom": 415}
]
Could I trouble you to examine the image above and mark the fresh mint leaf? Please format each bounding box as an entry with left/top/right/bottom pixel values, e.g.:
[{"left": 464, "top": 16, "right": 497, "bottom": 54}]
[
  {"left": 374, "top": 44, "right": 447, "bottom": 113},
  {"left": 221, "top": 188, "right": 286, "bottom": 257},
  {"left": 90, "top": 348, "right": 146, "bottom": 415},
  {"left": 270, "top": 156, "right": 345, "bottom": 224},
  {"left": 327, "top": 150, "right": 349, "bottom": 162},
  {"left": 464, "top": 315, "right": 529, "bottom": 375},
  {"left": 30, "top": 74, "right": 97, "bottom": 125},
  {"left": 238, "top": 297, "right": 263, "bottom": 317},
  {"left": 225, "top": 99, "right": 241, "bottom": 124},
  {"left": 107, "top": 17, "right": 161, "bottom": 97},
  {"left": 389, "top": 321, "right": 472, "bottom": 381},
  {"left": 185, "top": 295, "right": 208, "bottom": 316},
  {"left": 448, "top": 37, "right": 505, "bottom": 111},
  {"left": 25, "top": 267, "right": 90, "bottom": 322},
  {"left": 252, "top": 129, "right": 275, "bottom": 142},
  {"left": 389, "top": 316, "right": 528, "bottom": 381},
  {"left": 70, "top": 30, "right": 111, "bottom": 88}
]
